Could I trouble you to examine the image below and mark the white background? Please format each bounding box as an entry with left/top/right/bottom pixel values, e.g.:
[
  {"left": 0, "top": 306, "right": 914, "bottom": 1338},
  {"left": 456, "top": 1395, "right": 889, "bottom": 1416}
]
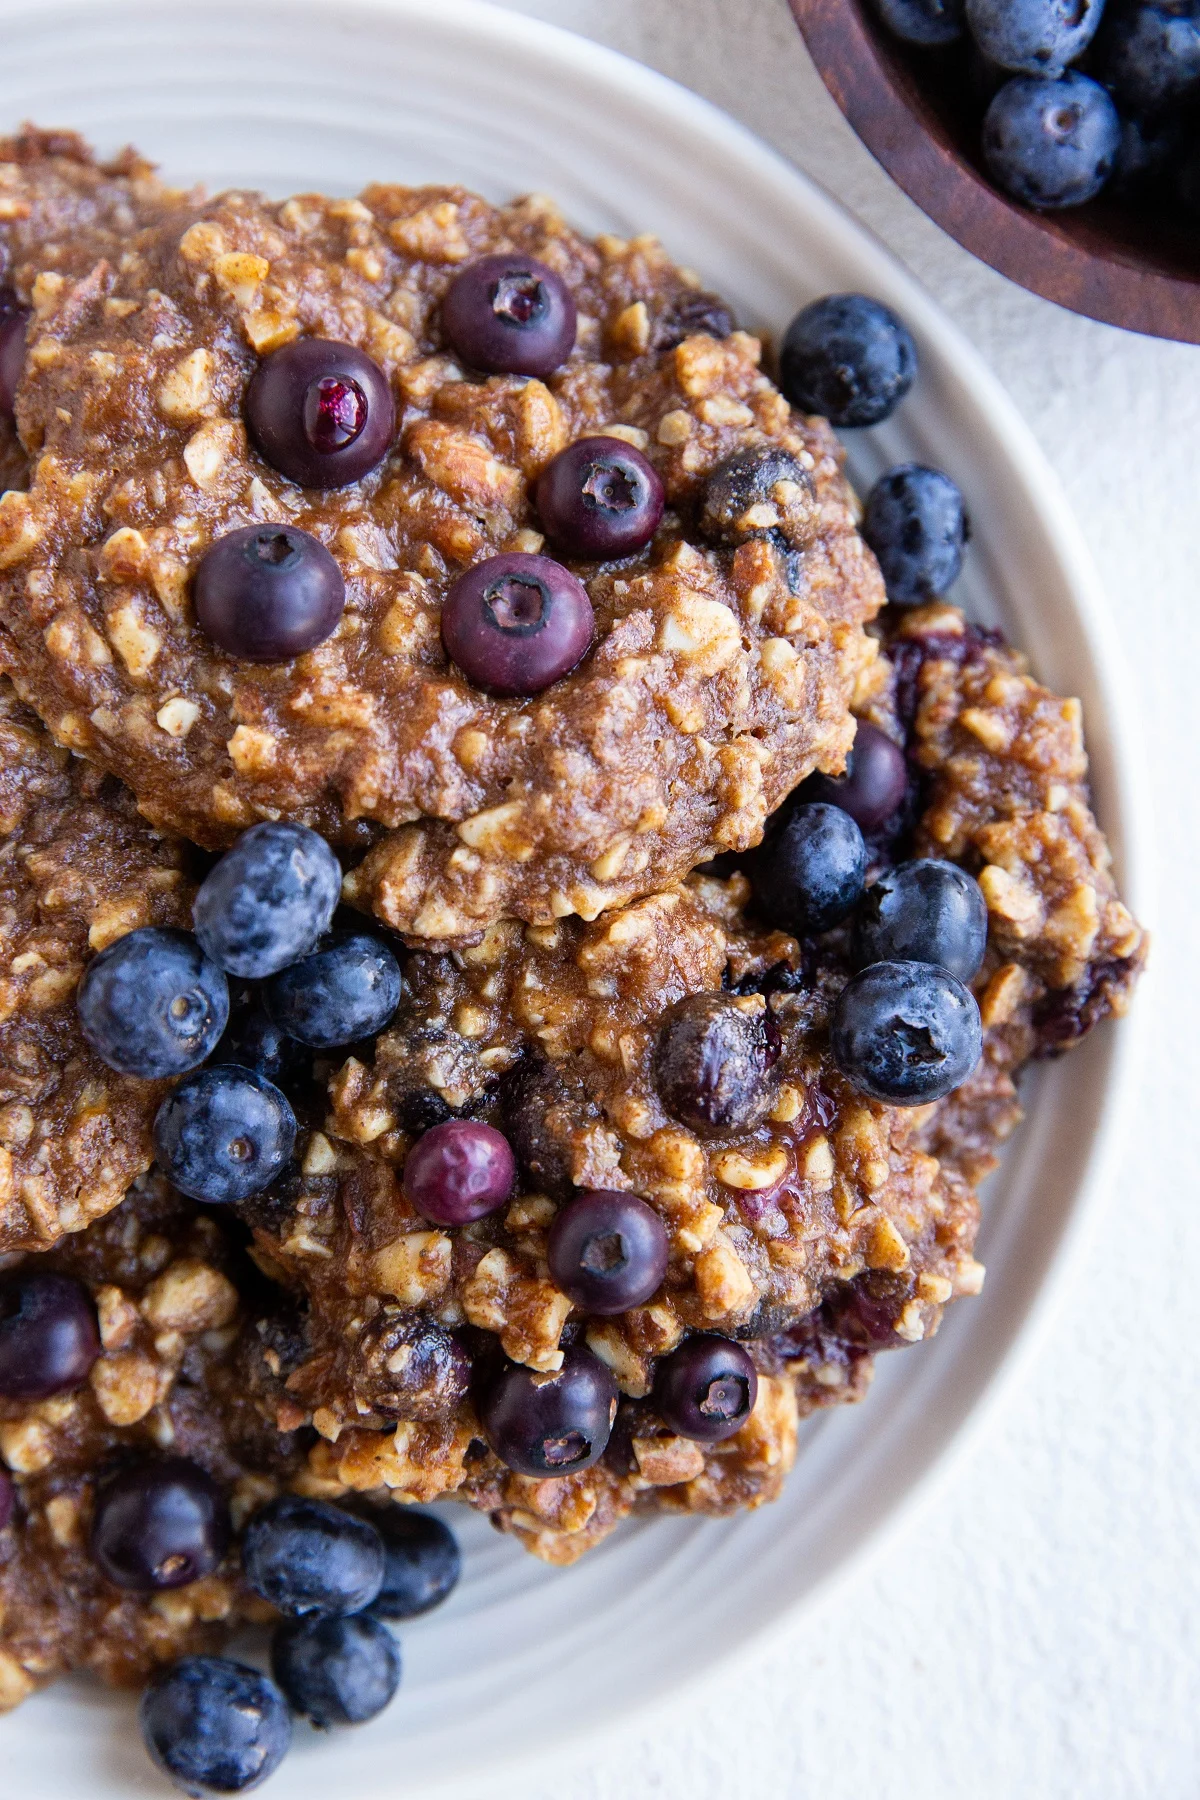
[{"left": 483, "top": 4, "right": 1195, "bottom": 1798}]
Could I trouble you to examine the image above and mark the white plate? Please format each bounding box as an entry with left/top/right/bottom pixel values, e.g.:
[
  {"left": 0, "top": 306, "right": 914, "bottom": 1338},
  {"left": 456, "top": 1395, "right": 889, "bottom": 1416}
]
[{"left": 0, "top": 2, "right": 1149, "bottom": 1793}]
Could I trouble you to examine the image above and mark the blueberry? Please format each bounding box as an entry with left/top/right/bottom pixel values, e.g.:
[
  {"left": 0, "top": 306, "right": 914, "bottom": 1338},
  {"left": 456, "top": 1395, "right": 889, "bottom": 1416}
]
[
  {"left": 875, "top": 0, "right": 965, "bottom": 43},
  {"left": 831, "top": 960, "right": 982, "bottom": 1103},
  {"left": 779, "top": 295, "right": 917, "bottom": 428},
  {"left": 441, "top": 551, "right": 594, "bottom": 696},
  {"left": 264, "top": 930, "right": 402, "bottom": 1048},
  {"left": 965, "top": 0, "right": 1105, "bottom": 71},
  {"left": 194, "top": 524, "right": 345, "bottom": 662},
  {"left": 853, "top": 859, "right": 988, "bottom": 981},
  {"left": 862, "top": 464, "right": 968, "bottom": 605},
  {"left": 402, "top": 1119, "right": 516, "bottom": 1225},
  {"left": 651, "top": 290, "right": 735, "bottom": 350},
  {"left": 1110, "top": 111, "right": 1186, "bottom": 201},
  {"left": 698, "top": 445, "right": 816, "bottom": 547},
  {"left": 140, "top": 1656, "right": 291, "bottom": 1796},
  {"left": 441, "top": 252, "right": 577, "bottom": 377},
  {"left": 241, "top": 1495, "right": 385, "bottom": 1618},
  {"left": 272, "top": 1613, "right": 400, "bottom": 1728},
  {"left": 478, "top": 1345, "right": 618, "bottom": 1477},
  {"left": 75, "top": 926, "right": 229, "bottom": 1080},
  {"left": 535, "top": 436, "right": 665, "bottom": 559},
  {"left": 91, "top": 1457, "right": 230, "bottom": 1592},
  {"left": 193, "top": 821, "right": 342, "bottom": 981},
  {"left": 795, "top": 722, "right": 909, "bottom": 834},
  {"left": 350, "top": 1315, "right": 471, "bottom": 1421},
  {"left": 0, "top": 301, "right": 29, "bottom": 415},
  {"left": 0, "top": 1270, "right": 99, "bottom": 1401},
  {"left": 751, "top": 802, "right": 867, "bottom": 936},
  {"left": 245, "top": 337, "right": 395, "bottom": 488},
  {"left": 983, "top": 72, "right": 1121, "bottom": 208},
  {"left": 547, "top": 1189, "right": 669, "bottom": 1315},
  {"left": 213, "top": 995, "right": 304, "bottom": 1090},
  {"left": 653, "top": 992, "right": 780, "bottom": 1133},
  {"left": 0, "top": 1467, "right": 13, "bottom": 1532},
  {"left": 655, "top": 1335, "right": 758, "bottom": 1443},
  {"left": 365, "top": 1510, "right": 461, "bottom": 1620},
  {"left": 1093, "top": 0, "right": 1200, "bottom": 114},
  {"left": 153, "top": 1065, "right": 297, "bottom": 1205}
]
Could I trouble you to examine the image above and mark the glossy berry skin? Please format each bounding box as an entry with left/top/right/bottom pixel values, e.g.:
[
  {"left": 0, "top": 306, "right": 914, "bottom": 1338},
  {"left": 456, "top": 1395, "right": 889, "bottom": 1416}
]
[
  {"left": 264, "top": 930, "right": 402, "bottom": 1048},
  {"left": 875, "top": 0, "right": 964, "bottom": 43},
  {"left": 402, "top": 1119, "right": 516, "bottom": 1225},
  {"left": 90, "top": 1457, "right": 230, "bottom": 1592},
  {"left": 535, "top": 436, "right": 664, "bottom": 559},
  {"left": 547, "top": 1189, "right": 669, "bottom": 1315},
  {"left": 0, "top": 1271, "right": 100, "bottom": 1401},
  {"left": 0, "top": 302, "right": 29, "bottom": 414},
  {"left": 479, "top": 1345, "right": 618, "bottom": 1477},
  {"left": 779, "top": 294, "right": 917, "bottom": 428},
  {"left": 862, "top": 464, "right": 968, "bottom": 605},
  {"left": 832, "top": 960, "right": 982, "bottom": 1104},
  {"left": 245, "top": 337, "right": 395, "bottom": 488},
  {"left": 0, "top": 1468, "right": 13, "bottom": 1532},
  {"left": 193, "top": 821, "right": 342, "bottom": 981},
  {"left": 153, "top": 1065, "right": 297, "bottom": 1205},
  {"left": 140, "top": 1656, "right": 291, "bottom": 1797},
  {"left": 655, "top": 1335, "right": 758, "bottom": 1443},
  {"left": 795, "top": 722, "right": 908, "bottom": 834},
  {"left": 76, "top": 927, "right": 230, "bottom": 1079},
  {"left": 442, "top": 252, "right": 577, "bottom": 377},
  {"left": 366, "top": 1509, "right": 462, "bottom": 1620},
  {"left": 441, "top": 551, "right": 594, "bottom": 696},
  {"left": 241, "top": 1495, "right": 385, "bottom": 1618},
  {"left": 752, "top": 802, "right": 867, "bottom": 936},
  {"left": 194, "top": 524, "right": 345, "bottom": 662},
  {"left": 654, "top": 992, "right": 780, "bottom": 1133},
  {"left": 983, "top": 73, "right": 1120, "bottom": 210},
  {"left": 272, "top": 1613, "right": 400, "bottom": 1728},
  {"left": 966, "top": 0, "right": 1105, "bottom": 72},
  {"left": 1093, "top": 1, "right": 1200, "bottom": 115},
  {"left": 853, "top": 859, "right": 988, "bottom": 982}
]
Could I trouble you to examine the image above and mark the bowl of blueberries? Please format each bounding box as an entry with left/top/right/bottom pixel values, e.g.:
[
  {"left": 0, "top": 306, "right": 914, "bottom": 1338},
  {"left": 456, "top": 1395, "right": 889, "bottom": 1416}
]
[{"left": 789, "top": 0, "right": 1200, "bottom": 341}]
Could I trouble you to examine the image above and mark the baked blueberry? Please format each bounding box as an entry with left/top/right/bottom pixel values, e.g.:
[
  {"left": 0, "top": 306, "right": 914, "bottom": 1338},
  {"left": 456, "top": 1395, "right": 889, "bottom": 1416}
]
[
  {"left": 779, "top": 295, "right": 917, "bottom": 428},
  {"left": 264, "top": 930, "right": 402, "bottom": 1048},
  {"left": 751, "top": 802, "right": 867, "bottom": 935},
  {"left": 654, "top": 992, "right": 780, "bottom": 1133},
  {"left": 699, "top": 445, "right": 814, "bottom": 546},
  {"left": 194, "top": 524, "right": 345, "bottom": 661},
  {"left": 535, "top": 436, "right": 664, "bottom": 558},
  {"left": 349, "top": 1313, "right": 471, "bottom": 1422},
  {"left": 853, "top": 859, "right": 988, "bottom": 981},
  {"left": 478, "top": 1345, "right": 618, "bottom": 1477},
  {"left": 441, "top": 252, "right": 577, "bottom": 376},
  {"left": 832, "top": 960, "right": 982, "bottom": 1103},
  {"left": 245, "top": 337, "right": 395, "bottom": 488},
  {"left": 0, "top": 1468, "right": 13, "bottom": 1532},
  {"left": 402, "top": 1119, "right": 516, "bottom": 1225},
  {"left": 651, "top": 290, "right": 735, "bottom": 350},
  {"left": 654, "top": 1335, "right": 758, "bottom": 1443},
  {"left": 862, "top": 464, "right": 968, "bottom": 605},
  {"left": 795, "top": 721, "right": 909, "bottom": 834},
  {"left": 213, "top": 996, "right": 304, "bottom": 1090},
  {"left": 76, "top": 926, "right": 229, "bottom": 1078},
  {"left": 0, "top": 1270, "right": 100, "bottom": 1401},
  {"left": 140, "top": 1656, "right": 291, "bottom": 1796},
  {"left": 90, "top": 1457, "right": 230, "bottom": 1592},
  {"left": 272, "top": 1613, "right": 400, "bottom": 1728},
  {"left": 242, "top": 1495, "right": 385, "bottom": 1618},
  {"left": 983, "top": 73, "right": 1120, "bottom": 209},
  {"left": 366, "top": 1510, "right": 462, "bottom": 1620},
  {"left": 1093, "top": 0, "right": 1200, "bottom": 114},
  {"left": 441, "top": 551, "right": 594, "bottom": 696},
  {"left": 153, "top": 1066, "right": 297, "bottom": 1205},
  {"left": 193, "top": 821, "right": 342, "bottom": 981},
  {"left": 966, "top": 0, "right": 1106, "bottom": 72},
  {"left": 547, "top": 1189, "right": 669, "bottom": 1315},
  {"left": 0, "top": 299, "right": 29, "bottom": 415},
  {"left": 875, "top": 0, "right": 965, "bottom": 43}
]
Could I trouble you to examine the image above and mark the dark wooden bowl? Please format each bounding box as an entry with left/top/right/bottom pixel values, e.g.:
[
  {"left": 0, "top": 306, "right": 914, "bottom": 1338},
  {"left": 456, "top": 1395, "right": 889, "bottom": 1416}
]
[{"left": 789, "top": 0, "right": 1200, "bottom": 342}]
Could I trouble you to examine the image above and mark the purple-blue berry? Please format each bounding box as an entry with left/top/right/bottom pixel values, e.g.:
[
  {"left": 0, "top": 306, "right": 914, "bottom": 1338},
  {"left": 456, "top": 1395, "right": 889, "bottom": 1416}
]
[
  {"left": 153, "top": 1065, "right": 297, "bottom": 1205},
  {"left": 965, "top": 0, "right": 1106, "bottom": 74},
  {"left": 264, "top": 930, "right": 402, "bottom": 1048},
  {"left": 862, "top": 464, "right": 968, "bottom": 605},
  {"left": 139, "top": 1656, "right": 291, "bottom": 1796},
  {"left": 76, "top": 927, "right": 229, "bottom": 1078},
  {"left": 853, "top": 860, "right": 989, "bottom": 981},
  {"left": 875, "top": 0, "right": 965, "bottom": 44},
  {"left": 271, "top": 1612, "right": 400, "bottom": 1728},
  {"left": 832, "top": 960, "right": 983, "bottom": 1103},
  {"left": 779, "top": 294, "right": 917, "bottom": 428},
  {"left": 193, "top": 822, "right": 342, "bottom": 981},
  {"left": 983, "top": 72, "right": 1120, "bottom": 209}
]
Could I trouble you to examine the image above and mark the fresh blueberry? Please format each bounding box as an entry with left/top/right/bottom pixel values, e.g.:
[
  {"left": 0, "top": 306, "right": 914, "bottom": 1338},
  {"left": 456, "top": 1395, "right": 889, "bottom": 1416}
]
[
  {"left": 0, "top": 1468, "right": 13, "bottom": 1532},
  {"left": 245, "top": 337, "right": 395, "bottom": 488},
  {"left": 0, "top": 1270, "right": 99, "bottom": 1401},
  {"left": 365, "top": 1510, "right": 462, "bottom": 1620},
  {"left": 441, "top": 551, "right": 594, "bottom": 696},
  {"left": 779, "top": 295, "right": 917, "bottom": 428},
  {"left": 751, "top": 802, "right": 867, "bottom": 935},
  {"left": 441, "top": 252, "right": 577, "bottom": 377},
  {"left": 862, "top": 464, "right": 968, "bottom": 605},
  {"left": 264, "top": 930, "right": 402, "bottom": 1048},
  {"left": 699, "top": 445, "right": 815, "bottom": 547},
  {"left": 213, "top": 994, "right": 304, "bottom": 1090},
  {"left": 1110, "top": 111, "right": 1186, "bottom": 202},
  {"left": 76, "top": 927, "right": 229, "bottom": 1080},
  {"left": 0, "top": 296, "right": 29, "bottom": 415},
  {"left": 983, "top": 72, "right": 1121, "bottom": 208},
  {"left": 140, "top": 1656, "right": 291, "bottom": 1796},
  {"left": 193, "top": 821, "right": 342, "bottom": 981},
  {"left": 272, "top": 1613, "right": 400, "bottom": 1728},
  {"left": 1093, "top": 0, "right": 1200, "bottom": 114},
  {"left": 875, "top": 0, "right": 965, "bottom": 43},
  {"left": 402, "top": 1119, "right": 516, "bottom": 1225},
  {"left": 194, "top": 524, "right": 345, "bottom": 662},
  {"left": 831, "top": 960, "right": 983, "bottom": 1103},
  {"left": 153, "top": 1065, "right": 297, "bottom": 1205},
  {"left": 655, "top": 1335, "right": 758, "bottom": 1443},
  {"left": 853, "top": 859, "right": 988, "bottom": 981},
  {"left": 794, "top": 722, "right": 909, "bottom": 834},
  {"left": 547, "top": 1189, "right": 669, "bottom": 1315},
  {"left": 965, "top": 0, "right": 1105, "bottom": 71},
  {"left": 91, "top": 1457, "right": 230, "bottom": 1592},
  {"left": 241, "top": 1495, "right": 385, "bottom": 1618},
  {"left": 654, "top": 993, "right": 780, "bottom": 1133},
  {"left": 535, "top": 436, "right": 664, "bottom": 559},
  {"left": 478, "top": 1345, "right": 618, "bottom": 1477}
]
